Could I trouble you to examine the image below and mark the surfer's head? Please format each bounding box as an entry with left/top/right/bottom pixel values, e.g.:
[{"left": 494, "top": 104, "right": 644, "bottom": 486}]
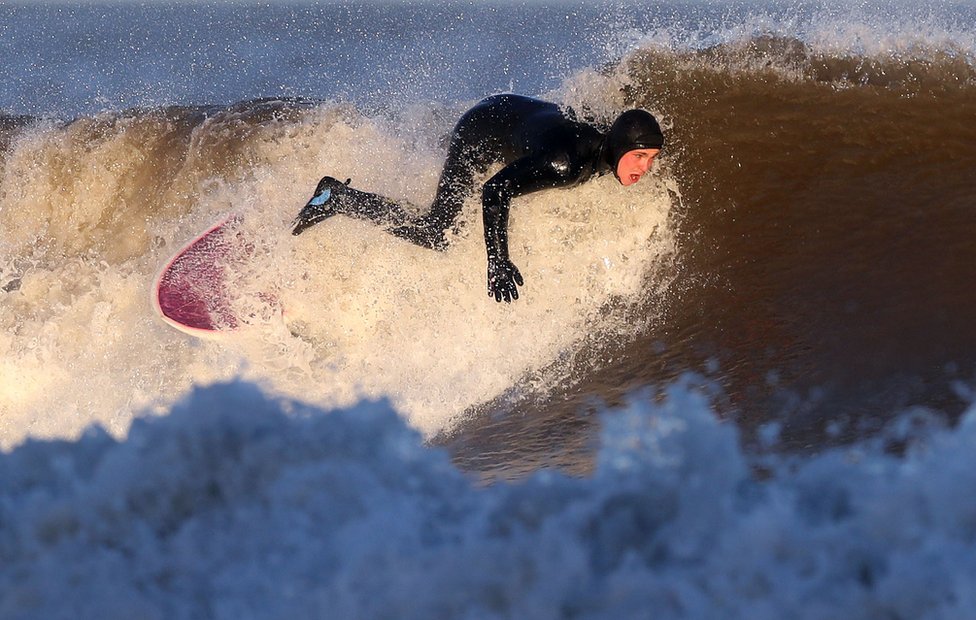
[
  {"left": 615, "top": 148, "right": 660, "bottom": 187},
  {"left": 606, "top": 109, "right": 664, "bottom": 185}
]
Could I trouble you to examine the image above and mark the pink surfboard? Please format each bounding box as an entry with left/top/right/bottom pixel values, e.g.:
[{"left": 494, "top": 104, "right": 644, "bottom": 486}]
[{"left": 153, "top": 214, "right": 251, "bottom": 338}]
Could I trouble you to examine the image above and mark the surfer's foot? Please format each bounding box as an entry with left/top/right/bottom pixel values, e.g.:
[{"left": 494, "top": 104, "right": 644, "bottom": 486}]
[{"left": 291, "top": 176, "right": 351, "bottom": 236}]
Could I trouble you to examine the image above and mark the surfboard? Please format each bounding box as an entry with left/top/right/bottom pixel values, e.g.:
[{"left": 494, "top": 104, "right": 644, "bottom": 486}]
[{"left": 153, "top": 214, "right": 253, "bottom": 338}]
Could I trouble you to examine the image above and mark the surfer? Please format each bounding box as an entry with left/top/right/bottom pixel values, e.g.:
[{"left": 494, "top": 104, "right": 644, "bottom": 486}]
[{"left": 291, "top": 94, "right": 664, "bottom": 303}]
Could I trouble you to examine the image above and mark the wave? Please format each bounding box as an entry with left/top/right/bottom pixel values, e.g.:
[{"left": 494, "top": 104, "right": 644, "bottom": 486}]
[{"left": 3, "top": 13, "right": 975, "bottom": 453}]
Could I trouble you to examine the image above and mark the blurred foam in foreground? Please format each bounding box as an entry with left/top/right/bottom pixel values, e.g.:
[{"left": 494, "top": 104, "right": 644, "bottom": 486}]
[{"left": 1, "top": 378, "right": 974, "bottom": 619}]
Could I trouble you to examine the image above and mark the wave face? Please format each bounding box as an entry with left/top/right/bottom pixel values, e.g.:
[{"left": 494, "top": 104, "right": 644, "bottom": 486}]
[{"left": 609, "top": 28, "right": 976, "bottom": 448}]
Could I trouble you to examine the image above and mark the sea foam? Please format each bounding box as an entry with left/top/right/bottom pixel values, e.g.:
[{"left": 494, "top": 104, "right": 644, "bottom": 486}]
[{"left": 1, "top": 379, "right": 973, "bottom": 619}]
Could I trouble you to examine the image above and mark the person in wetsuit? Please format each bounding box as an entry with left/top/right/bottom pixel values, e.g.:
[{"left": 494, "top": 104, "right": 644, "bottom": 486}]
[{"left": 291, "top": 93, "right": 664, "bottom": 303}]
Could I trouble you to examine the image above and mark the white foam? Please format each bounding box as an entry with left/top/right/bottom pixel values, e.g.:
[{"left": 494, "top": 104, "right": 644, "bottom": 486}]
[{"left": 0, "top": 97, "right": 676, "bottom": 447}]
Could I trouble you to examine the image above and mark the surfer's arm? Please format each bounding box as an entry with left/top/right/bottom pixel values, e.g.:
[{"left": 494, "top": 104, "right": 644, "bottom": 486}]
[{"left": 482, "top": 152, "right": 576, "bottom": 302}]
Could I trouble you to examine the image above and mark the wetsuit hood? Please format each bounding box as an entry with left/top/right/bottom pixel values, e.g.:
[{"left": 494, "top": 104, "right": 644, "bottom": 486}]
[{"left": 604, "top": 109, "right": 664, "bottom": 172}]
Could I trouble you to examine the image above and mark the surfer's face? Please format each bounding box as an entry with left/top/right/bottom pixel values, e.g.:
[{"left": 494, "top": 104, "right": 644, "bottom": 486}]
[{"left": 616, "top": 149, "right": 660, "bottom": 186}]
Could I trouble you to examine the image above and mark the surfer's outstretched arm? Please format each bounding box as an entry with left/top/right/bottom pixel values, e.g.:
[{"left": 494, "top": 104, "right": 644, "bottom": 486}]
[{"left": 482, "top": 153, "right": 577, "bottom": 303}]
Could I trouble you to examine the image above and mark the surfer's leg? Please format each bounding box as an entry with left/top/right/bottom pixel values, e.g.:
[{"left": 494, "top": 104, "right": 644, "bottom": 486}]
[
  {"left": 292, "top": 176, "right": 414, "bottom": 236},
  {"left": 292, "top": 170, "right": 474, "bottom": 250},
  {"left": 293, "top": 110, "right": 487, "bottom": 245}
]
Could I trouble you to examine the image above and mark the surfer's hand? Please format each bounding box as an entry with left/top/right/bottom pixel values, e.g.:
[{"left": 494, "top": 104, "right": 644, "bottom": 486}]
[{"left": 487, "top": 257, "right": 524, "bottom": 303}]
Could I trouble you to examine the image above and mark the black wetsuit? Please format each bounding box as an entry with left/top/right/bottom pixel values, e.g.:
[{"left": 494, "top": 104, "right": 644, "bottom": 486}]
[{"left": 292, "top": 94, "right": 664, "bottom": 302}]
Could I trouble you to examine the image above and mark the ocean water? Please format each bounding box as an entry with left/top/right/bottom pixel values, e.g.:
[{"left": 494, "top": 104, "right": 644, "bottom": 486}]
[{"left": 2, "top": 0, "right": 976, "bottom": 616}]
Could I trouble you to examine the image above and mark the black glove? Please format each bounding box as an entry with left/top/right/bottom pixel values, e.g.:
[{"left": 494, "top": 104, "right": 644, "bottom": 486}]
[{"left": 487, "top": 257, "right": 524, "bottom": 303}]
